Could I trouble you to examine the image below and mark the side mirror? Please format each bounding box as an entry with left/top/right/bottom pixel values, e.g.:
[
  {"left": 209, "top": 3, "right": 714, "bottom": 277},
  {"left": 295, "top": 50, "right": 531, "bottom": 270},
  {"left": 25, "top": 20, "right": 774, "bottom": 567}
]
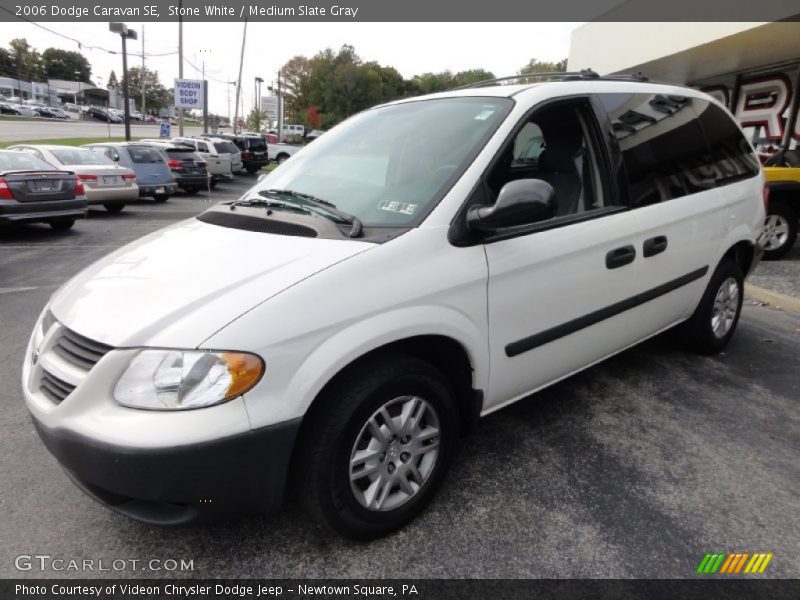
[{"left": 467, "top": 179, "right": 556, "bottom": 231}]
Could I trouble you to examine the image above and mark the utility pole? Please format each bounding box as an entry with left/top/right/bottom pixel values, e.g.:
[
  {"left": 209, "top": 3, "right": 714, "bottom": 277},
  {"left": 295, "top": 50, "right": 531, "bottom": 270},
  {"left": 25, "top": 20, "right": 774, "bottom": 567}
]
[
  {"left": 255, "top": 76, "right": 263, "bottom": 131},
  {"left": 232, "top": 19, "right": 247, "bottom": 135},
  {"left": 178, "top": 0, "right": 184, "bottom": 136},
  {"left": 110, "top": 22, "right": 137, "bottom": 141},
  {"left": 202, "top": 61, "right": 208, "bottom": 134},
  {"left": 277, "top": 69, "right": 283, "bottom": 143},
  {"left": 141, "top": 25, "right": 145, "bottom": 118}
]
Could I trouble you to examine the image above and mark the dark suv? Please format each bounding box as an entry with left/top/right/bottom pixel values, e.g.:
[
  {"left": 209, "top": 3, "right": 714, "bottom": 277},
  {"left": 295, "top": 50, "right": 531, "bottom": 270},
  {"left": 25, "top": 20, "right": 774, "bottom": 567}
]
[
  {"left": 138, "top": 141, "right": 210, "bottom": 194},
  {"left": 215, "top": 134, "right": 269, "bottom": 174}
]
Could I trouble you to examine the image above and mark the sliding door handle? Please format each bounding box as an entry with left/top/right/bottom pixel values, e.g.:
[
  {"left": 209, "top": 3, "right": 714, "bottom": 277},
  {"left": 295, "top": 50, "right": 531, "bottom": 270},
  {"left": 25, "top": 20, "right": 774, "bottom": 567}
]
[
  {"left": 606, "top": 245, "right": 636, "bottom": 269},
  {"left": 643, "top": 235, "right": 668, "bottom": 257}
]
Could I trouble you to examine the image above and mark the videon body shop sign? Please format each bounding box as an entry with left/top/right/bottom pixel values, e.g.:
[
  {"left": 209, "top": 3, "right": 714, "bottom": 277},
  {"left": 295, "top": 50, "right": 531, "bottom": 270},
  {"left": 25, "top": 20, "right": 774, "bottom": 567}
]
[{"left": 174, "top": 78, "right": 204, "bottom": 109}]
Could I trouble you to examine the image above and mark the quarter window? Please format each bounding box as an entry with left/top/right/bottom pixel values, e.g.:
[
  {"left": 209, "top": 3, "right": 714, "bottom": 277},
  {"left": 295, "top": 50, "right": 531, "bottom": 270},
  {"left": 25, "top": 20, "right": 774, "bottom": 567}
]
[{"left": 693, "top": 100, "right": 760, "bottom": 185}]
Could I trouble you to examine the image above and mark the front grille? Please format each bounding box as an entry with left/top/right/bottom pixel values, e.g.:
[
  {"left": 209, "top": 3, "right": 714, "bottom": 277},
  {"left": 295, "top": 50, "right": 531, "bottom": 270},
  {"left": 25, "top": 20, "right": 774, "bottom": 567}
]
[
  {"left": 53, "top": 327, "right": 112, "bottom": 371},
  {"left": 40, "top": 370, "right": 76, "bottom": 404}
]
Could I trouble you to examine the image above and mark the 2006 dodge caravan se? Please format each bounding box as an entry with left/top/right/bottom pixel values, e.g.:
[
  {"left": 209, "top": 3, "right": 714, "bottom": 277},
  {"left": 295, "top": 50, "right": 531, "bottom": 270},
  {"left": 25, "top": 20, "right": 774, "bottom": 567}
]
[{"left": 23, "top": 74, "right": 766, "bottom": 539}]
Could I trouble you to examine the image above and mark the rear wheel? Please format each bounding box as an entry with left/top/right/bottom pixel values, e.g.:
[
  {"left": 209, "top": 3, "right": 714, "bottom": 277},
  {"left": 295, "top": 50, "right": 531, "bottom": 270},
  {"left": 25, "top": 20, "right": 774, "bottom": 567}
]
[
  {"left": 246, "top": 166, "right": 260, "bottom": 174},
  {"left": 182, "top": 186, "right": 199, "bottom": 195},
  {"left": 679, "top": 258, "right": 744, "bottom": 354},
  {"left": 762, "top": 202, "right": 797, "bottom": 260},
  {"left": 103, "top": 203, "right": 125, "bottom": 213},
  {"left": 277, "top": 154, "right": 289, "bottom": 165},
  {"left": 153, "top": 194, "right": 170, "bottom": 203},
  {"left": 49, "top": 218, "right": 75, "bottom": 231},
  {"left": 296, "top": 355, "right": 459, "bottom": 540},
  {"left": 209, "top": 180, "right": 218, "bottom": 189}
]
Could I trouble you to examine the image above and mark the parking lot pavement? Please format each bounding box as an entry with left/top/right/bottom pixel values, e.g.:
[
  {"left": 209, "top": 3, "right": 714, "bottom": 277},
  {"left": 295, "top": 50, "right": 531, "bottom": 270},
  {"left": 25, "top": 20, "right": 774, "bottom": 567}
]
[
  {"left": 1, "top": 189, "right": 798, "bottom": 579},
  {"left": 750, "top": 245, "right": 800, "bottom": 299}
]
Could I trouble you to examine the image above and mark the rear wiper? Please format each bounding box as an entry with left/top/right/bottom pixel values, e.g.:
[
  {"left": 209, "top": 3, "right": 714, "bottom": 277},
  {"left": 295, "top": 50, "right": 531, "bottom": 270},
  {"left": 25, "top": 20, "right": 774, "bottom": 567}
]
[{"left": 262, "top": 189, "right": 363, "bottom": 238}]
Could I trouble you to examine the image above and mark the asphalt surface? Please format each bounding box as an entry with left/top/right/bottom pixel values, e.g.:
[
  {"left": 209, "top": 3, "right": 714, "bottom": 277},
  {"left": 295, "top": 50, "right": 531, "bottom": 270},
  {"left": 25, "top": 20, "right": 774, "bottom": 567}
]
[
  {"left": 750, "top": 244, "right": 800, "bottom": 298},
  {"left": 0, "top": 117, "right": 206, "bottom": 142},
  {"left": 0, "top": 180, "right": 798, "bottom": 579}
]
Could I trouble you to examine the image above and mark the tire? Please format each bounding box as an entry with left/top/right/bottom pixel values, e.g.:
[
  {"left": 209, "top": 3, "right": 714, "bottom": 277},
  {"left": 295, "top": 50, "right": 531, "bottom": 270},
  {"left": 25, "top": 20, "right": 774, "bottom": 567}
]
[
  {"left": 679, "top": 257, "right": 744, "bottom": 355},
  {"left": 182, "top": 186, "right": 198, "bottom": 195},
  {"left": 153, "top": 194, "right": 170, "bottom": 202},
  {"left": 103, "top": 203, "right": 125, "bottom": 213},
  {"left": 295, "top": 354, "right": 459, "bottom": 540},
  {"left": 49, "top": 218, "right": 75, "bottom": 231},
  {"left": 246, "top": 166, "right": 260, "bottom": 174},
  {"left": 762, "top": 202, "right": 797, "bottom": 260},
  {"left": 209, "top": 180, "right": 218, "bottom": 190},
  {"left": 277, "top": 155, "right": 289, "bottom": 165}
]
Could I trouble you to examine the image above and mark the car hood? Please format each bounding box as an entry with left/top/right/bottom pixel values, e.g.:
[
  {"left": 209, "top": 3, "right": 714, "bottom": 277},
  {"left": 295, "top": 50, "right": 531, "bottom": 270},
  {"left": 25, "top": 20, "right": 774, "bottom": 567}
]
[{"left": 50, "top": 218, "right": 374, "bottom": 348}]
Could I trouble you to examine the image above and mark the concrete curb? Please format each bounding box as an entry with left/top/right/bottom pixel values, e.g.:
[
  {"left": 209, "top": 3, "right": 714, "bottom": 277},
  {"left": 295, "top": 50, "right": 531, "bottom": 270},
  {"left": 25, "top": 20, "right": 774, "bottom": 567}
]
[{"left": 745, "top": 283, "right": 800, "bottom": 315}]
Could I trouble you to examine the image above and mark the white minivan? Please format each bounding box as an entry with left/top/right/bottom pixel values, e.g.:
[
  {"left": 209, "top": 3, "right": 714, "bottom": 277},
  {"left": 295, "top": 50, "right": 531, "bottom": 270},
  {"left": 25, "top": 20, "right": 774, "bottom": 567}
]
[{"left": 22, "top": 75, "right": 765, "bottom": 538}]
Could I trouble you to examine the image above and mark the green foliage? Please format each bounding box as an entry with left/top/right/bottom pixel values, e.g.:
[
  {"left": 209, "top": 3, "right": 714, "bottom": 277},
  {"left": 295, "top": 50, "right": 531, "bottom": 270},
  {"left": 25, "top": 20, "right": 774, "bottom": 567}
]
[
  {"left": 246, "top": 108, "right": 269, "bottom": 131},
  {"left": 9, "top": 38, "right": 44, "bottom": 81},
  {"left": 121, "top": 66, "right": 171, "bottom": 111},
  {"left": 41, "top": 48, "right": 91, "bottom": 82},
  {"left": 279, "top": 45, "right": 494, "bottom": 130},
  {"left": 519, "top": 58, "right": 568, "bottom": 76},
  {"left": 107, "top": 70, "right": 119, "bottom": 88}
]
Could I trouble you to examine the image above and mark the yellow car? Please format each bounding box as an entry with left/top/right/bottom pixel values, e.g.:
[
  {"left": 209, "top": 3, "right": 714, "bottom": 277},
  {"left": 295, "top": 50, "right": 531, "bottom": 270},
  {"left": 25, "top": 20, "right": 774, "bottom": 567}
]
[{"left": 762, "top": 149, "right": 800, "bottom": 260}]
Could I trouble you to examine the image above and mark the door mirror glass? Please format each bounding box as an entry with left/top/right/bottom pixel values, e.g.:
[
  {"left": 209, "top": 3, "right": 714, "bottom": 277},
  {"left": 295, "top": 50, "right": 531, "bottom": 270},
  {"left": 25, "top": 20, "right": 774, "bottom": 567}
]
[{"left": 467, "top": 179, "right": 555, "bottom": 231}]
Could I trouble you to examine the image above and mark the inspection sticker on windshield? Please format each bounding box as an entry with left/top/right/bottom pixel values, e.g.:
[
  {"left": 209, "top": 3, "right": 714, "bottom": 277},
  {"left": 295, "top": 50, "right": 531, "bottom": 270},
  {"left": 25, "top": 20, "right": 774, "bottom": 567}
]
[
  {"left": 474, "top": 109, "right": 495, "bottom": 121},
  {"left": 378, "top": 200, "right": 418, "bottom": 215}
]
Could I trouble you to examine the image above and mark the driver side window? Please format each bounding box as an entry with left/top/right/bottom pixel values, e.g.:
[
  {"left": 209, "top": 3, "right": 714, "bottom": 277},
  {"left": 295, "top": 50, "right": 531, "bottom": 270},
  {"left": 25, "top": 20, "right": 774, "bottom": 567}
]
[{"left": 488, "top": 101, "right": 610, "bottom": 219}]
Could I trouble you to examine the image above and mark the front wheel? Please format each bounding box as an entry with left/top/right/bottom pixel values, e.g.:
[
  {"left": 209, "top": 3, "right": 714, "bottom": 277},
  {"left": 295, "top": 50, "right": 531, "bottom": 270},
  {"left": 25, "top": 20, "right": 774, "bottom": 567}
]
[
  {"left": 679, "top": 258, "right": 744, "bottom": 355},
  {"left": 762, "top": 202, "right": 797, "bottom": 260},
  {"left": 296, "top": 355, "right": 459, "bottom": 540},
  {"left": 103, "top": 203, "right": 125, "bottom": 213}
]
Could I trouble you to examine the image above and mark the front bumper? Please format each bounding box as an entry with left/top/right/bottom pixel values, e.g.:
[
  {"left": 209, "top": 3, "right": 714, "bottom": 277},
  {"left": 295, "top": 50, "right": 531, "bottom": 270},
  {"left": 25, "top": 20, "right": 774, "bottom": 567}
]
[{"left": 32, "top": 416, "right": 301, "bottom": 525}]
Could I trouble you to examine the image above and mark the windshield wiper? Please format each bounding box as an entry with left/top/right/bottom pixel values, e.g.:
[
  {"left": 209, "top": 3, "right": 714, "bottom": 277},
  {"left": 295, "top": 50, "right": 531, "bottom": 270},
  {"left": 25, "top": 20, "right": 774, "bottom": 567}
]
[
  {"left": 261, "top": 189, "right": 363, "bottom": 238},
  {"left": 227, "top": 197, "right": 314, "bottom": 216}
]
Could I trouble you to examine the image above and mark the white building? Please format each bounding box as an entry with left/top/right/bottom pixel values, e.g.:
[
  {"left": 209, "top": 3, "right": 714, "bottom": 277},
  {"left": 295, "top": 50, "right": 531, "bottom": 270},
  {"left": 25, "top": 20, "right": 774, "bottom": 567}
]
[{"left": 569, "top": 21, "right": 800, "bottom": 151}]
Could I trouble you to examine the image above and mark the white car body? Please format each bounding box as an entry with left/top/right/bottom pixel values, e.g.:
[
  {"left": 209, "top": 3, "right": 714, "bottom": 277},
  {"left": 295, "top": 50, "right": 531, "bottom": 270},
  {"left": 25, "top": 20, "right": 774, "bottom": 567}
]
[
  {"left": 21, "top": 79, "right": 765, "bottom": 532},
  {"left": 267, "top": 143, "right": 302, "bottom": 164}
]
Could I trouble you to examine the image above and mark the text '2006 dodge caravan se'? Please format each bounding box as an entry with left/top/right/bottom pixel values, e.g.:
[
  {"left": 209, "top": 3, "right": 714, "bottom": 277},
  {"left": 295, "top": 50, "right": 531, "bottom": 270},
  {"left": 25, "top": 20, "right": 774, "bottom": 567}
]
[{"left": 23, "top": 72, "right": 766, "bottom": 539}]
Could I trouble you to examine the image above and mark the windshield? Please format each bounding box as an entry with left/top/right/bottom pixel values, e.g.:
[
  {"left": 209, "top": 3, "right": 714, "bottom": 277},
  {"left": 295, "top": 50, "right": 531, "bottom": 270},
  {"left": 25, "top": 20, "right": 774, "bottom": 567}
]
[
  {"left": 0, "top": 151, "right": 56, "bottom": 172},
  {"left": 253, "top": 97, "right": 512, "bottom": 227},
  {"left": 51, "top": 148, "right": 115, "bottom": 166}
]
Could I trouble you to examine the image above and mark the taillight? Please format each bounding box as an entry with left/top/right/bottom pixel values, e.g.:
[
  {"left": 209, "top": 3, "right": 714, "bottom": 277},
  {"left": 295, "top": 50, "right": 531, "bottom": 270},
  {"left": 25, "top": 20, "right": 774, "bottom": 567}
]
[
  {"left": 763, "top": 183, "right": 770, "bottom": 211},
  {"left": 0, "top": 178, "right": 13, "bottom": 200},
  {"left": 197, "top": 162, "right": 207, "bottom": 168},
  {"left": 78, "top": 174, "right": 98, "bottom": 182},
  {"left": 241, "top": 151, "right": 252, "bottom": 159},
  {"left": 122, "top": 173, "right": 137, "bottom": 181},
  {"left": 74, "top": 181, "right": 85, "bottom": 196},
  {"left": 167, "top": 159, "right": 182, "bottom": 169}
]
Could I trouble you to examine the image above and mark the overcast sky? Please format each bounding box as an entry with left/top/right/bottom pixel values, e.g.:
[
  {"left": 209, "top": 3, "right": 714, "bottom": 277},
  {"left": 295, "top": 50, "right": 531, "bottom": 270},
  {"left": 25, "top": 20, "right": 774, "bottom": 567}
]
[{"left": 0, "top": 21, "right": 579, "bottom": 115}]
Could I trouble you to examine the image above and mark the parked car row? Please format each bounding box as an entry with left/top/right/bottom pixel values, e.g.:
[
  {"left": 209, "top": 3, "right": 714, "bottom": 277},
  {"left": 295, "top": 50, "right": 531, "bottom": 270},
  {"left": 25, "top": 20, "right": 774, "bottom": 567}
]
[{"left": 0, "top": 102, "right": 69, "bottom": 119}]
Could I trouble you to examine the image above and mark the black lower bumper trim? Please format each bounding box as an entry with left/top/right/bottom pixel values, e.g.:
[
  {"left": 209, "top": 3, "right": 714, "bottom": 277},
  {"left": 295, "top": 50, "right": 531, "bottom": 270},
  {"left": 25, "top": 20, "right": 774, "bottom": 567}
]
[{"left": 32, "top": 417, "right": 301, "bottom": 524}]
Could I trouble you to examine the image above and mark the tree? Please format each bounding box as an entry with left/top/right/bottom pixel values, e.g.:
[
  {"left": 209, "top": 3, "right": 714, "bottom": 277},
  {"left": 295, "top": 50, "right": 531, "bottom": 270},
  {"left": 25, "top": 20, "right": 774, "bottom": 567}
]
[
  {"left": 121, "top": 66, "right": 170, "bottom": 111},
  {"left": 9, "top": 38, "right": 44, "bottom": 82},
  {"left": 245, "top": 108, "right": 269, "bottom": 131},
  {"left": 519, "top": 58, "right": 568, "bottom": 76},
  {"left": 42, "top": 48, "right": 91, "bottom": 82},
  {"left": 107, "top": 70, "right": 119, "bottom": 88},
  {"left": 280, "top": 55, "right": 313, "bottom": 123},
  {"left": 0, "top": 48, "right": 14, "bottom": 80},
  {"left": 305, "top": 106, "right": 321, "bottom": 129},
  {"left": 452, "top": 69, "right": 495, "bottom": 88}
]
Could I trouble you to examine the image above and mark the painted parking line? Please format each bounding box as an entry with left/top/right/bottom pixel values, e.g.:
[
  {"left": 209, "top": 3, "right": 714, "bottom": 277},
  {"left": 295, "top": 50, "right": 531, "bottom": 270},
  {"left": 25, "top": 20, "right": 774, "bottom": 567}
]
[{"left": 0, "top": 287, "right": 38, "bottom": 294}]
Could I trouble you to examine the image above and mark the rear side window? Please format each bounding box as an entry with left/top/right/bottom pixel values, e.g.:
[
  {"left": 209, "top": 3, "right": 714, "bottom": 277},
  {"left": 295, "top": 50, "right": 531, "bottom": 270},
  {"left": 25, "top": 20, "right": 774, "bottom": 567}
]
[
  {"left": 599, "top": 93, "right": 714, "bottom": 207},
  {"left": 128, "top": 146, "right": 164, "bottom": 164},
  {"left": 215, "top": 141, "right": 239, "bottom": 154},
  {"left": 693, "top": 100, "right": 760, "bottom": 185}
]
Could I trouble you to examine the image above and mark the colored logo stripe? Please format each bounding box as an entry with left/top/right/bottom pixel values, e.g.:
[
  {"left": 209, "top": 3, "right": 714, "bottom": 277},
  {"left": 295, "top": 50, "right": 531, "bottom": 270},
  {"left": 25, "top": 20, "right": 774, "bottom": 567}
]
[{"left": 697, "top": 552, "right": 773, "bottom": 574}]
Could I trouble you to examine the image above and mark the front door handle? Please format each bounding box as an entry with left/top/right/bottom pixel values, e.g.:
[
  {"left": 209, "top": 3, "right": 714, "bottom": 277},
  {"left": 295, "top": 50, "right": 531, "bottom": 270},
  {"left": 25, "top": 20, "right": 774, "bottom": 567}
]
[
  {"left": 643, "top": 235, "right": 668, "bottom": 257},
  {"left": 606, "top": 245, "right": 636, "bottom": 269}
]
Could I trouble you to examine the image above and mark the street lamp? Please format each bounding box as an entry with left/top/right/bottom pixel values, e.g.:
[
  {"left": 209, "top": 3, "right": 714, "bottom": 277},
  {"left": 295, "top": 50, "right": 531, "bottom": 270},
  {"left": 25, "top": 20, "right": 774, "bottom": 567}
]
[
  {"left": 255, "top": 76, "right": 263, "bottom": 131},
  {"left": 109, "top": 22, "right": 137, "bottom": 141}
]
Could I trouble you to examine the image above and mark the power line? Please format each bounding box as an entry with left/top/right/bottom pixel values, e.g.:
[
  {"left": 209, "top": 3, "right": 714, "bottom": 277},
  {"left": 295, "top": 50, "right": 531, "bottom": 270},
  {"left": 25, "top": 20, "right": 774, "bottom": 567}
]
[{"left": 0, "top": 7, "right": 177, "bottom": 59}]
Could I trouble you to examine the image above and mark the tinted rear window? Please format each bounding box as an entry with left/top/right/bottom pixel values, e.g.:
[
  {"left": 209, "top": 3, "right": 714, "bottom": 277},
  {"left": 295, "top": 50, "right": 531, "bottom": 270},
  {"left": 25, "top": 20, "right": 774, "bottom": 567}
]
[
  {"left": 247, "top": 138, "right": 267, "bottom": 151},
  {"left": 693, "top": 100, "right": 760, "bottom": 184},
  {"left": 0, "top": 151, "right": 56, "bottom": 172},
  {"left": 214, "top": 141, "right": 239, "bottom": 154},
  {"left": 165, "top": 148, "right": 199, "bottom": 160},
  {"left": 600, "top": 93, "right": 715, "bottom": 206},
  {"left": 128, "top": 146, "right": 165, "bottom": 164}
]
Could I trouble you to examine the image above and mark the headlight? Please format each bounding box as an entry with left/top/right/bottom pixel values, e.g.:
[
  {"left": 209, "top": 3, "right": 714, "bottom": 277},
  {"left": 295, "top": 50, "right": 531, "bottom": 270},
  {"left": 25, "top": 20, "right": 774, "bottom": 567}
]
[{"left": 114, "top": 350, "right": 264, "bottom": 410}]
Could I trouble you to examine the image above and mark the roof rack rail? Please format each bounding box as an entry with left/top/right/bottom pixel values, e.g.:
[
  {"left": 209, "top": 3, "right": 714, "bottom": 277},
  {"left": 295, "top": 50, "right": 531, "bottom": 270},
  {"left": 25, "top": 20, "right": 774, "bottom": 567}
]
[{"left": 453, "top": 69, "right": 650, "bottom": 90}]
